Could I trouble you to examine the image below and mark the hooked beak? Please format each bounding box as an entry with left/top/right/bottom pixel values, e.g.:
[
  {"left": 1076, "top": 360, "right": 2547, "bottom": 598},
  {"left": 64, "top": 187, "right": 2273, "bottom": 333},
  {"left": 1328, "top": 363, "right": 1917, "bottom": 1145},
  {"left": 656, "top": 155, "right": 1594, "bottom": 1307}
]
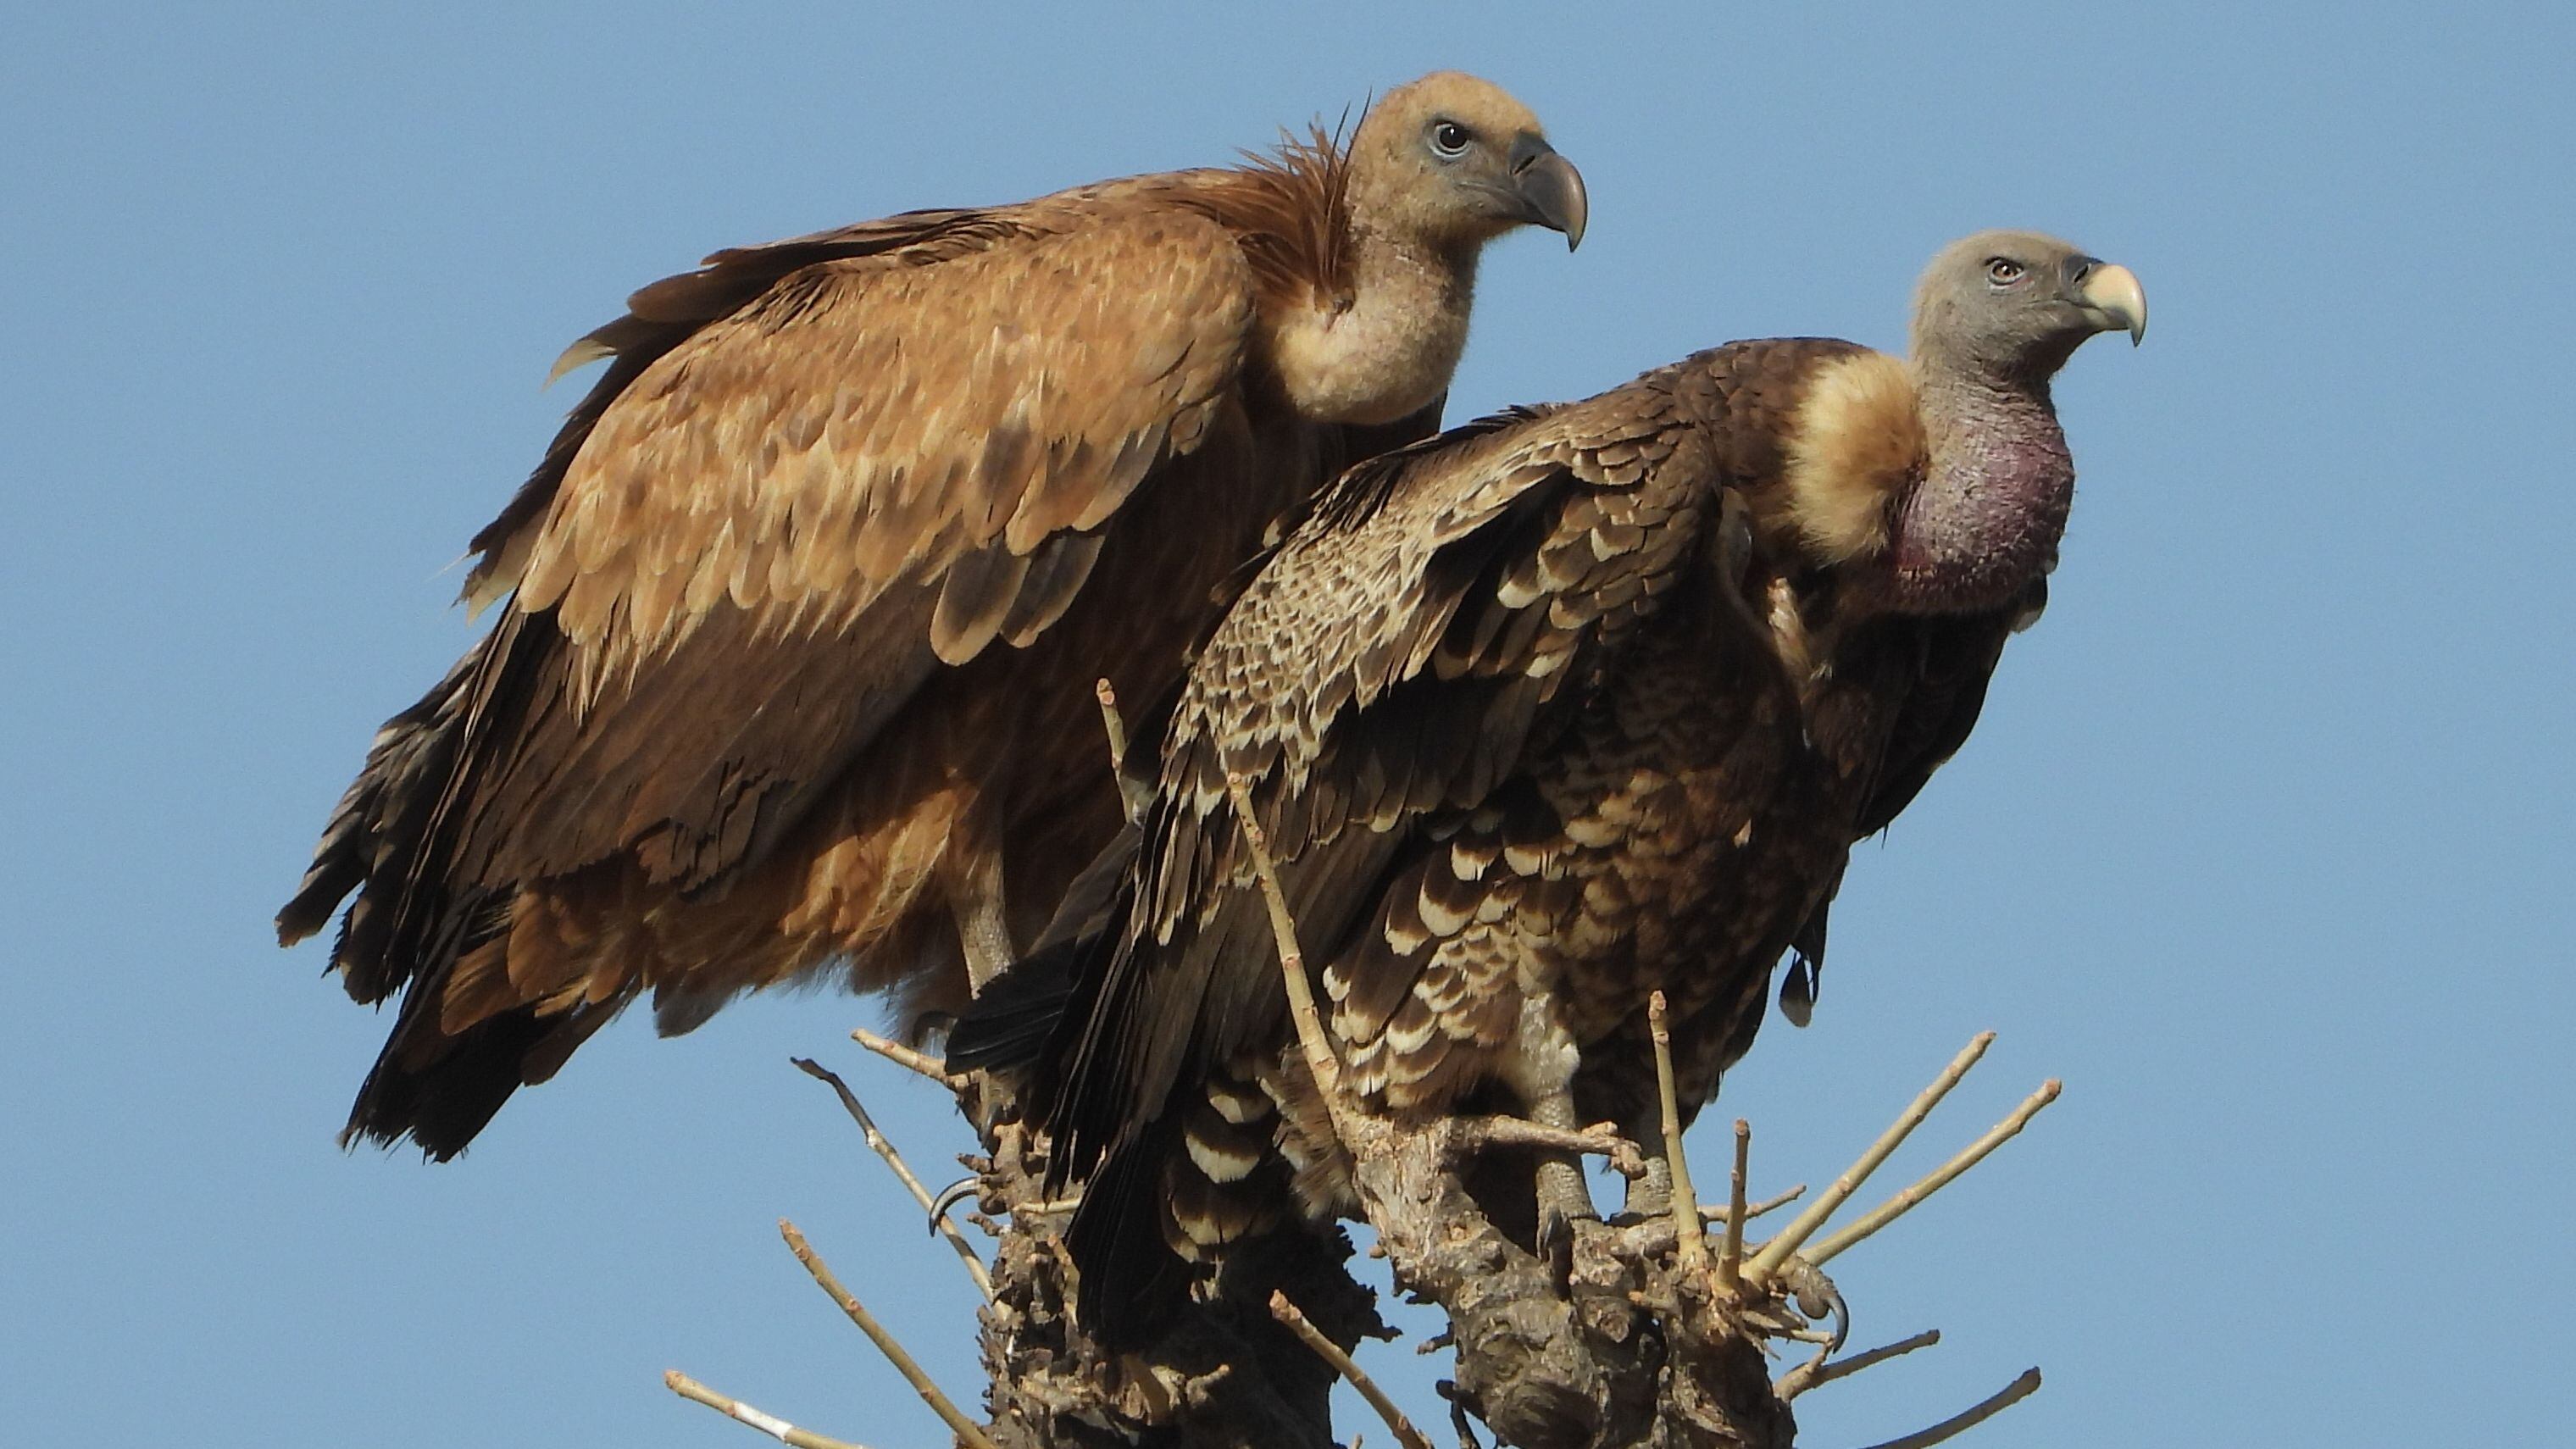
[
  {"left": 1504, "top": 133, "right": 1588, "bottom": 250},
  {"left": 2075, "top": 259, "right": 2147, "bottom": 345}
]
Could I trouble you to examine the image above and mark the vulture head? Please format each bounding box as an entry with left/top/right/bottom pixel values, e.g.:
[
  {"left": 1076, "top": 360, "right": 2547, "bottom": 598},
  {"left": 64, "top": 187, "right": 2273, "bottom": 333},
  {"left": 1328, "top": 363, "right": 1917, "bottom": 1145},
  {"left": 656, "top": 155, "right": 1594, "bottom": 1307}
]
[
  {"left": 1881, "top": 230, "right": 2146, "bottom": 613},
  {"left": 1348, "top": 70, "right": 1588, "bottom": 252},
  {"left": 1911, "top": 229, "right": 2146, "bottom": 380}
]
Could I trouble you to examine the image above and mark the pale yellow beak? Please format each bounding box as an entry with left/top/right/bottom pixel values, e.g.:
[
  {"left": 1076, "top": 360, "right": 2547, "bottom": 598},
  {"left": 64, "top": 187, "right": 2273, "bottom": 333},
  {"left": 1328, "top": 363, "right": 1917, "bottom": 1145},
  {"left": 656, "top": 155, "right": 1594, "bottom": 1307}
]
[{"left": 2081, "top": 261, "right": 2148, "bottom": 345}]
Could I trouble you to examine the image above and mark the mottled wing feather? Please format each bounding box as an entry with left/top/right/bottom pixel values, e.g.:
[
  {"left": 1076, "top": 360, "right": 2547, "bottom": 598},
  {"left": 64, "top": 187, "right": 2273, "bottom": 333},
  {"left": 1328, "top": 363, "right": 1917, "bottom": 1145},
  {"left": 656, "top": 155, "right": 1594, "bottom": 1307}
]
[
  {"left": 1020, "top": 339, "right": 1973, "bottom": 1345},
  {"left": 1048, "top": 378, "right": 1714, "bottom": 1180}
]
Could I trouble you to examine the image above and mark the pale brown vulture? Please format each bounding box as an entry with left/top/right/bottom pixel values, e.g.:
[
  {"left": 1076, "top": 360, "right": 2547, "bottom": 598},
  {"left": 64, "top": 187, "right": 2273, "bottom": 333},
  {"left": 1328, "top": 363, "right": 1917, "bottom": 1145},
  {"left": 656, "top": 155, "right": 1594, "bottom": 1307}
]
[
  {"left": 277, "top": 72, "right": 1587, "bottom": 1158},
  {"left": 956, "top": 231, "right": 2144, "bottom": 1344}
]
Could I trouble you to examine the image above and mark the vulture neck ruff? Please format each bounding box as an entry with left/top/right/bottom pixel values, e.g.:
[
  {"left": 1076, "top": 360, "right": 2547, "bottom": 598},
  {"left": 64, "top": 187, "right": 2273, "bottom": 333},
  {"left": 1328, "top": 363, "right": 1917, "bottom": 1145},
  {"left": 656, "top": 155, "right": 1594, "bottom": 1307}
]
[
  {"left": 1267, "top": 222, "right": 1477, "bottom": 427},
  {"left": 1775, "top": 348, "right": 1922, "bottom": 568}
]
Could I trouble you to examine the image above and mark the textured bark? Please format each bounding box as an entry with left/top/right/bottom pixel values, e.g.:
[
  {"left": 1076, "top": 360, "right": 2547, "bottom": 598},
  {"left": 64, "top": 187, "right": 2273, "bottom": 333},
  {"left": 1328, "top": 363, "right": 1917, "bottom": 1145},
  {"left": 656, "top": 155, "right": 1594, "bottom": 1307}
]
[
  {"left": 963, "top": 1071, "right": 1800, "bottom": 1449},
  {"left": 1337, "top": 1117, "right": 1798, "bottom": 1449},
  {"left": 967, "top": 1091, "right": 1385, "bottom": 1449}
]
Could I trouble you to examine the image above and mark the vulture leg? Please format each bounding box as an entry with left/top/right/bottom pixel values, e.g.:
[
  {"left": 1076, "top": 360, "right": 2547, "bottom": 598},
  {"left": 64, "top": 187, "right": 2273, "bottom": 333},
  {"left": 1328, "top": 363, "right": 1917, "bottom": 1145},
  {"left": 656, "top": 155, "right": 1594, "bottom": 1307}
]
[
  {"left": 950, "top": 871, "right": 1016, "bottom": 993},
  {"left": 1525, "top": 1086, "right": 1600, "bottom": 1250},
  {"left": 1502, "top": 1003, "right": 1598, "bottom": 1249},
  {"left": 1620, "top": 1153, "right": 1676, "bottom": 1224},
  {"left": 941, "top": 792, "right": 1018, "bottom": 993}
]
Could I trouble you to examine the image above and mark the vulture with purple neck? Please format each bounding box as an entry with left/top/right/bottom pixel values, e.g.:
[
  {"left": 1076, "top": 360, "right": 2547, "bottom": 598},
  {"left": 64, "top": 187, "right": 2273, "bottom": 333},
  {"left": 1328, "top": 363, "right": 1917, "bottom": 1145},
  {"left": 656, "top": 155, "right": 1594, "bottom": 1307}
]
[
  {"left": 277, "top": 72, "right": 1587, "bottom": 1159},
  {"left": 958, "top": 230, "right": 2144, "bottom": 1345}
]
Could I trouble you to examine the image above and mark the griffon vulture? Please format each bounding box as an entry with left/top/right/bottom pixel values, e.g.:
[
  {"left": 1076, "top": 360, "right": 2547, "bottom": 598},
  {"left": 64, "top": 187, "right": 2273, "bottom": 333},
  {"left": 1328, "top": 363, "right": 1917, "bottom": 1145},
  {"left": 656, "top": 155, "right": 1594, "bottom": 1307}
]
[
  {"left": 277, "top": 72, "right": 1587, "bottom": 1158},
  {"left": 958, "top": 231, "right": 2145, "bottom": 1344}
]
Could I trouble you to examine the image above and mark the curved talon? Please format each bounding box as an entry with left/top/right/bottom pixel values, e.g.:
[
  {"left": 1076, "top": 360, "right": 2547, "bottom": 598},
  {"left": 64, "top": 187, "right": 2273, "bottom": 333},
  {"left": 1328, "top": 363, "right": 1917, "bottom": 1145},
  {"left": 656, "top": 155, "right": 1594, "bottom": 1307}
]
[
  {"left": 928, "top": 1174, "right": 980, "bottom": 1234},
  {"left": 1535, "top": 1200, "right": 1593, "bottom": 1264},
  {"left": 1775, "top": 1256, "right": 1849, "bottom": 1353}
]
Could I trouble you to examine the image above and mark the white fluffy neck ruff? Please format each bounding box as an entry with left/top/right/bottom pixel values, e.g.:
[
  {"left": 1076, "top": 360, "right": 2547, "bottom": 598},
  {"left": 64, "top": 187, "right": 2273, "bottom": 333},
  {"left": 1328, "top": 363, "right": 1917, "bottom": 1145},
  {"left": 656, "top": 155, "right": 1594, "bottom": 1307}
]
[{"left": 1268, "top": 229, "right": 1476, "bottom": 426}]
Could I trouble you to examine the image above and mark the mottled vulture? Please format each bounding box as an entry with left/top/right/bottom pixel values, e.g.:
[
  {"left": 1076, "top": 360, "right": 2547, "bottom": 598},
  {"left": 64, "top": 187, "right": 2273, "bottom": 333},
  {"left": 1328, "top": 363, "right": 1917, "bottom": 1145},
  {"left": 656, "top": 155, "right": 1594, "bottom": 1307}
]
[
  {"left": 277, "top": 72, "right": 1587, "bottom": 1158},
  {"left": 956, "top": 231, "right": 2145, "bottom": 1344}
]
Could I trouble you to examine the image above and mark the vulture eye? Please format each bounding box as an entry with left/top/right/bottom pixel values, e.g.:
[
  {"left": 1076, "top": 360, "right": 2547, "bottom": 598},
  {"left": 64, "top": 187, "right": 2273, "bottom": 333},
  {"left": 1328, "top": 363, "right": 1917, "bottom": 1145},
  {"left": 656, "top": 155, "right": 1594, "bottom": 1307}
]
[
  {"left": 1986, "top": 258, "right": 2027, "bottom": 286},
  {"left": 1428, "top": 120, "right": 1473, "bottom": 158}
]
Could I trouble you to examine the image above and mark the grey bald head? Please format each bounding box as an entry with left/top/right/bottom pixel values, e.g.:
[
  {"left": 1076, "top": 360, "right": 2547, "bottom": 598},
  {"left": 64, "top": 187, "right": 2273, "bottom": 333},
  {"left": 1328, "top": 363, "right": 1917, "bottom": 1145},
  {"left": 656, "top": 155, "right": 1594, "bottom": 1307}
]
[{"left": 1911, "top": 230, "right": 2146, "bottom": 380}]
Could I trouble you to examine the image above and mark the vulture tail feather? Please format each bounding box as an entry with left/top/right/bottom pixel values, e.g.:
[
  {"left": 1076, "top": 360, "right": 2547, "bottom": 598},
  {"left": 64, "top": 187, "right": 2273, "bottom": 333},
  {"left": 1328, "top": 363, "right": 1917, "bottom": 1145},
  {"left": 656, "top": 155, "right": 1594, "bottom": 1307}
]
[
  {"left": 1064, "top": 1122, "right": 1196, "bottom": 1347},
  {"left": 941, "top": 950, "right": 1075, "bottom": 1075}
]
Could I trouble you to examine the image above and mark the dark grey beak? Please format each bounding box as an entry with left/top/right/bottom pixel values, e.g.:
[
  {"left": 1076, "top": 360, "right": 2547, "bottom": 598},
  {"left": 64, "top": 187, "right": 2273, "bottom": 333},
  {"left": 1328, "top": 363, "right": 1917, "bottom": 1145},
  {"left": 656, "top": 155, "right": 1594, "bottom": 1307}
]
[{"left": 1506, "top": 132, "right": 1588, "bottom": 250}]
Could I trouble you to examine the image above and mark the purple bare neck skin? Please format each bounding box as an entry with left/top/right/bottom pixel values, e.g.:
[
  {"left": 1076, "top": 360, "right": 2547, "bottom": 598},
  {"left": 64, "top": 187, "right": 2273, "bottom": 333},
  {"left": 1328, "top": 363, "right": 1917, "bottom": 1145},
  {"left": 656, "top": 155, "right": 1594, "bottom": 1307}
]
[{"left": 1886, "top": 369, "right": 2073, "bottom": 613}]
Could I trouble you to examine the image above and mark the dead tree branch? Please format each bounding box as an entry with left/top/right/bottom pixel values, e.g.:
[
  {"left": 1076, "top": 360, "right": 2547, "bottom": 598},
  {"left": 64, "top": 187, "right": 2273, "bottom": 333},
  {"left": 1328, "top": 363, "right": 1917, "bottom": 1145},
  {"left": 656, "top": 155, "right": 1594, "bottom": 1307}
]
[
  {"left": 1270, "top": 1290, "right": 1435, "bottom": 1449},
  {"left": 1706, "top": 1184, "right": 1803, "bottom": 1224},
  {"left": 780, "top": 1219, "right": 999, "bottom": 1449},
  {"left": 847, "top": 1028, "right": 965, "bottom": 1090},
  {"left": 1854, "top": 1368, "right": 2042, "bottom": 1449},
  {"left": 664, "top": 1370, "right": 873, "bottom": 1449},
  {"left": 1744, "top": 1034, "right": 1990, "bottom": 1288},
  {"left": 1807, "top": 1082, "right": 2061, "bottom": 1269},
  {"left": 1774, "top": 1329, "right": 1940, "bottom": 1401},
  {"left": 794, "top": 1057, "right": 995, "bottom": 1300}
]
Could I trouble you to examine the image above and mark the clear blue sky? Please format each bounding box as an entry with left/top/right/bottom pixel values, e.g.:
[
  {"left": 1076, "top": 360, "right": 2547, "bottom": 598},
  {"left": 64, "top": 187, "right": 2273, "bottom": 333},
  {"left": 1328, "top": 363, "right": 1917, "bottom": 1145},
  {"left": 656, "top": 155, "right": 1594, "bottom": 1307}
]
[{"left": 4, "top": 3, "right": 2568, "bottom": 1446}]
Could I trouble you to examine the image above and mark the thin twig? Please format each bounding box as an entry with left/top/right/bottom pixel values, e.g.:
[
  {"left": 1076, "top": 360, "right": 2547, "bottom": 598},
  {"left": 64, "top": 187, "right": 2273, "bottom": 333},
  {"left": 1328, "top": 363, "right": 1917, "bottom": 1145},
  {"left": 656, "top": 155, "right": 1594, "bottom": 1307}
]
[
  {"left": 1647, "top": 991, "right": 1711, "bottom": 1284},
  {"left": 1808, "top": 1080, "right": 2062, "bottom": 1269},
  {"left": 664, "top": 1369, "right": 871, "bottom": 1449},
  {"left": 1774, "top": 1328, "right": 1940, "bottom": 1400},
  {"left": 1223, "top": 771, "right": 1351, "bottom": 1119},
  {"left": 1717, "top": 1119, "right": 1751, "bottom": 1295},
  {"left": 1745, "top": 1032, "right": 1993, "bottom": 1285},
  {"left": 1269, "top": 1290, "right": 1435, "bottom": 1449},
  {"left": 1096, "top": 679, "right": 1153, "bottom": 825},
  {"left": 1095, "top": 679, "right": 1130, "bottom": 777},
  {"left": 1704, "top": 1183, "right": 1805, "bottom": 1223},
  {"left": 791, "top": 1058, "right": 994, "bottom": 1301},
  {"left": 1776, "top": 1343, "right": 1835, "bottom": 1401},
  {"left": 1852, "top": 1368, "right": 2041, "bottom": 1449},
  {"left": 1439, "top": 1115, "right": 1642, "bottom": 1174},
  {"left": 848, "top": 1027, "right": 964, "bottom": 1089},
  {"left": 778, "top": 1220, "right": 999, "bottom": 1449}
]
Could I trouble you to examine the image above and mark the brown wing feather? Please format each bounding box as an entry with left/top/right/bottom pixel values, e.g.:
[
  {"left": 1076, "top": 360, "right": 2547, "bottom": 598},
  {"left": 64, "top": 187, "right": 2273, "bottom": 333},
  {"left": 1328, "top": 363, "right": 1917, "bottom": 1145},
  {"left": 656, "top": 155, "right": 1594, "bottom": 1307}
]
[
  {"left": 516, "top": 202, "right": 1254, "bottom": 681},
  {"left": 1762, "top": 586, "right": 2028, "bottom": 1026},
  {"left": 565, "top": 206, "right": 1235, "bottom": 850},
  {"left": 287, "top": 196, "right": 1266, "bottom": 1020},
  {"left": 465, "top": 208, "right": 1005, "bottom": 615},
  {"left": 1835, "top": 600, "right": 2028, "bottom": 838}
]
